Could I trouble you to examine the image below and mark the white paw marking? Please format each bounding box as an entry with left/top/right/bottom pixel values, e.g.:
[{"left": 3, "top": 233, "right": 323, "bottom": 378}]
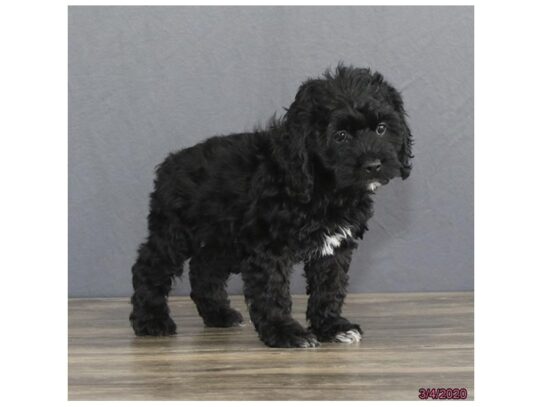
[
  {"left": 320, "top": 226, "right": 352, "bottom": 256},
  {"left": 367, "top": 181, "right": 382, "bottom": 192},
  {"left": 299, "top": 338, "right": 320, "bottom": 348},
  {"left": 334, "top": 329, "right": 362, "bottom": 343}
]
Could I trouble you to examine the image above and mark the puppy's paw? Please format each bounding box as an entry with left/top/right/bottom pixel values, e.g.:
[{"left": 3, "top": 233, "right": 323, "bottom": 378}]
[
  {"left": 259, "top": 320, "right": 320, "bottom": 348},
  {"left": 130, "top": 314, "right": 177, "bottom": 336},
  {"left": 311, "top": 318, "right": 363, "bottom": 343},
  {"left": 265, "top": 330, "right": 320, "bottom": 348},
  {"left": 203, "top": 308, "right": 244, "bottom": 328},
  {"left": 334, "top": 329, "right": 363, "bottom": 343}
]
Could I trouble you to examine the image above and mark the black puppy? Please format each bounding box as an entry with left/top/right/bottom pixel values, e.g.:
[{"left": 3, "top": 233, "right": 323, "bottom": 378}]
[{"left": 130, "top": 64, "right": 413, "bottom": 348}]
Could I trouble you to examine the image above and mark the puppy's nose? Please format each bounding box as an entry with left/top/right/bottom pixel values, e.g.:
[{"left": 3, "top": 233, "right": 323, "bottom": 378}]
[{"left": 363, "top": 159, "right": 382, "bottom": 174}]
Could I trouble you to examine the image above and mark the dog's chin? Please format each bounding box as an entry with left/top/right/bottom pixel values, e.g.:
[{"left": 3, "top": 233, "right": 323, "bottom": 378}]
[{"left": 366, "top": 178, "right": 389, "bottom": 193}]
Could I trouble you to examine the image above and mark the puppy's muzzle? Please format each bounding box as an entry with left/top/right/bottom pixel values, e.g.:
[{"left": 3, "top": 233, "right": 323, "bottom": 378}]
[{"left": 362, "top": 159, "right": 382, "bottom": 177}]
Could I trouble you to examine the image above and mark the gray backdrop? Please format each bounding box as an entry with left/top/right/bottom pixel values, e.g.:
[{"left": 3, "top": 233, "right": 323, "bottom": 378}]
[{"left": 69, "top": 6, "right": 473, "bottom": 297}]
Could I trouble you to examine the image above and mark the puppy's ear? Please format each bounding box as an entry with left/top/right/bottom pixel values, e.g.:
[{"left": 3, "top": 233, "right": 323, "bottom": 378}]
[
  {"left": 286, "top": 79, "right": 330, "bottom": 131},
  {"left": 272, "top": 129, "right": 313, "bottom": 203},
  {"left": 271, "top": 79, "right": 329, "bottom": 203},
  {"left": 387, "top": 86, "right": 414, "bottom": 179},
  {"left": 399, "top": 120, "right": 414, "bottom": 179}
]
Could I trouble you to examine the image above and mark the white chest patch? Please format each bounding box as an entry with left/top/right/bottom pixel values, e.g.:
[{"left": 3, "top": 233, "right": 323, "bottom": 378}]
[{"left": 320, "top": 226, "right": 352, "bottom": 256}]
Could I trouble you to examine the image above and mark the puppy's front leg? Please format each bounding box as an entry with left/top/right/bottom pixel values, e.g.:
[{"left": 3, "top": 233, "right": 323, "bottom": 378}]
[
  {"left": 241, "top": 254, "right": 319, "bottom": 348},
  {"left": 304, "top": 242, "right": 363, "bottom": 343}
]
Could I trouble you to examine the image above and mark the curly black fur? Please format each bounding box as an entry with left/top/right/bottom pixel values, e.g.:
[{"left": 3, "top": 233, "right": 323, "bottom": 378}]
[{"left": 129, "top": 64, "right": 413, "bottom": 347}]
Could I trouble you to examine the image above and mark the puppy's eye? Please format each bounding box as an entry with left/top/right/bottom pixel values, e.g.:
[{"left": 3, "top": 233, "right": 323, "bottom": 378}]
[
  {"left": 334, "top": 130, "right": 349, "bottom": 142},
  {"left": 375, "top": 123, "right": 387, "bottom": 136}
]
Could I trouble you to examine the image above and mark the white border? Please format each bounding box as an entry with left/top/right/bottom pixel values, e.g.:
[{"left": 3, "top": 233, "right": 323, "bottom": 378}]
[{"left": 2, "top": 0, "right": 542, "bottom": 406}]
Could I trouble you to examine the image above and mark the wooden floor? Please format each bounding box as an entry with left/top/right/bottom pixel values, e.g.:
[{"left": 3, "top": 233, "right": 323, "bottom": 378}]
[{"left": 68, "top": 292, "right": 474, "bottom": 400}]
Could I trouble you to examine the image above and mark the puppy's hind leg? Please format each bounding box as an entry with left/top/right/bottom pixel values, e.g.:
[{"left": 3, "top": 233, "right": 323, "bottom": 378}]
[
  {"left": 189, "top": 246, "right": 244, "bottom": 327},
  {"left": 130, "top": 211, "right": 191, "bottom": 336}
]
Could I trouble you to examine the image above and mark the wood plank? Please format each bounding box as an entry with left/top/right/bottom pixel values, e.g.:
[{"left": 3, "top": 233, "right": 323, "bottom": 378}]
[{"left": 68, "top": 292, "right": 474, "bottom": 400}]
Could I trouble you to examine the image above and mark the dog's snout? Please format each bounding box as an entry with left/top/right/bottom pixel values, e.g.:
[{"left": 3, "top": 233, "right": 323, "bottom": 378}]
[{"left": 362, "top": 159, "right": 382, "bottom": 174}]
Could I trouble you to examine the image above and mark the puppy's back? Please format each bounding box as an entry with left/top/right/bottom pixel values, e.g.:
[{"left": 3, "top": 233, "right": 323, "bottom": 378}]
[{"left": 151, "top": 131, "right": 270, "bottom": 219}]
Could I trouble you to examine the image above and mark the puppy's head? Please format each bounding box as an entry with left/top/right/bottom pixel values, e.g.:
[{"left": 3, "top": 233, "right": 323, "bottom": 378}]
[{"left": 279, "top": 64, "right": 413, "bottom": 200}]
